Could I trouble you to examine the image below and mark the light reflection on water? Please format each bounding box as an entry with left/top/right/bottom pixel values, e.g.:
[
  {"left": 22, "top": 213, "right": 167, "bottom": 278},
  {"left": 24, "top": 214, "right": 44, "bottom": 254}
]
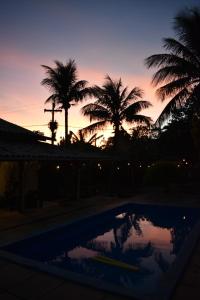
[
  {"left": 3, "top": 204, "right": 198, "bottom": 297},
  {"left": 46, "top": 207, "right": 195, "bottom": 296}
]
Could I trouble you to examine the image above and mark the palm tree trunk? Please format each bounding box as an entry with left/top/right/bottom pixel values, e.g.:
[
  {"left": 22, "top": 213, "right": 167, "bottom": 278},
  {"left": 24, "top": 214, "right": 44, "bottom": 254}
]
[
  {"left": 114, "top": 123, "right": 120, "bottom": 151},
  {"left": 65, "top": 108, "right": 68, "bottom": 144}
]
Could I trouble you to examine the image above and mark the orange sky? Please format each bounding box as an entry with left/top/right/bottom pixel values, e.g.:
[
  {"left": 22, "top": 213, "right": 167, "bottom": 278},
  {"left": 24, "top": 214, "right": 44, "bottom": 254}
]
[{"left": 0, "top": 48, "right": 168, "bottom": 143}]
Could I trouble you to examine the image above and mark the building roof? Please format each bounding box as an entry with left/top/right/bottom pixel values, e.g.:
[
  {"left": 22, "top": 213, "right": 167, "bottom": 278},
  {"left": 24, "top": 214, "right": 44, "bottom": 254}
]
[
  {"left": 0, "top": 139, "right": 71, "bottom": 161},
  {"left": 0, "top": 139, "right": 112, "bottom": 161},
  {"left": 0, "top": 119, "right": 111, "bottom": 161},
  {"left": 0, "top": 118, "right": 51, "bottom": 142}
]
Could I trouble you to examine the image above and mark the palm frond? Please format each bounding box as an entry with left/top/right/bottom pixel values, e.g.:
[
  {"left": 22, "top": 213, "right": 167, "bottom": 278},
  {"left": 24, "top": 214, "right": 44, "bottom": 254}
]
[
  {"left": 155, "top": 77, "right": 190, "bottom": 100},
  {"left": 174, "top": 8, "right": 200, "bottom": 52},
  {"left": 121, "top": 87, "right": 143, "bottom": 110},
  {"left": 69, "top": 130, "right": 79, "bottom": 143},
  {"left": 122, "top": 101, "right": 152, "bottom": 121},
  {"left": 146, "top": 7, "right": 200, "bottom": 123},
  {"left": 151, "top": 65, "right": 194, "bottom": 86},
  {"left": 81, "top": 103, "right": 110, "bottom": 122},
  {"left": 89, "top": 85, "right": 105, "bottom": 98},
  {"left": 41, "top": 65, "right": 57, "bottom": 79},
  {"left": 155, "top": 88, "right": 190, "bottom": 126},
  {"left": 87, "top": 133, "right": 104, "bottom": 144},
  {"left": 72, "top": 80, "right": 88, "bottom": 90},
  {"left": 163, "top": 38, "right": 200, "bottom": 65},
  {"left": 69, "top": 86, "right": 89, "bottom": 103},
  {"left": 81, "top": 120, "right": 110, "bottom": 134},
  {"left": 104, "top": 75, "right": 116, "bottom": 88},
  {"left": 128, "top": 115, "right": 152, "bottom": 126},
  {"left": 120, "top": 86, "right": 128, "bottom": 101},
  {"left": 44, "top": 94, "right": 59, "bottom": 104}
]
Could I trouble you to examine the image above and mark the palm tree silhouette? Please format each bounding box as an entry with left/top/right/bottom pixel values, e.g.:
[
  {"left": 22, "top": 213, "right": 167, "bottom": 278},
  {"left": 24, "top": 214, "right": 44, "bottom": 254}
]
[
  {"left": 69, "top": 129, "right": 103, "bottom": 146},
  {"left": 81, "top": 75, "right": 152, "bottom": 150},
  {"left": 145, "top": 7, "right": 200, "bottom": 125},
  {"left": 41, "top": 59, "right": 89, "bottom": 143}
]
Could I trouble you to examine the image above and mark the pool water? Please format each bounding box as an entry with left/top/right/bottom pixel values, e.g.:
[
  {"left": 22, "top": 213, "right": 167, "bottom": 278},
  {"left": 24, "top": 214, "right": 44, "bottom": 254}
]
[{"left": 1, "top": 203, "right": 200, "bottom": 299}]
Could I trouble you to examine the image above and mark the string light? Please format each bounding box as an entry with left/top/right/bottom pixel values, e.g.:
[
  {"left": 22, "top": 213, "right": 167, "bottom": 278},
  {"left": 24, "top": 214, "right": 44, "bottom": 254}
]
[{"left": 97, "top": 163, "right": 102, "bottom": 170}]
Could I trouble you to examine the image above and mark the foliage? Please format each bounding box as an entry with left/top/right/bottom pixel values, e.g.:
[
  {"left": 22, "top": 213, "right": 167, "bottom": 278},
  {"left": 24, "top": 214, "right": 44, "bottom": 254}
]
[
  {"left": 48, "top": 121, "right": 58, "bottom": 132},
  {"left": 69, "top": 129, "right": 103, "bottom": 146},
  {"left": 131, "top": 125, "right": 152, "bottom": 140},
  {"left": 145, "top": 7, "right": 200, "bottom": 125},
  {"left": 81, "top": 75, "right": 152, "bottom": 151},
  {"left": 101, "top": 127, "right": 131, "bottom": 154},
  {"left": 41, "top": 59, "right": 89, "bottom": 142},
  {"left": 157, "top": 111, "right": 197, "bottom": 161}
]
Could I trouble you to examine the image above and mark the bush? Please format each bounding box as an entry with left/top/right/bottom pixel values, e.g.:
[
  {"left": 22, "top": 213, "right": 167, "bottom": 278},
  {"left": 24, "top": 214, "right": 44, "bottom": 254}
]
[{"left": 144, "top": 161, "right": 182, "bottom": 187}]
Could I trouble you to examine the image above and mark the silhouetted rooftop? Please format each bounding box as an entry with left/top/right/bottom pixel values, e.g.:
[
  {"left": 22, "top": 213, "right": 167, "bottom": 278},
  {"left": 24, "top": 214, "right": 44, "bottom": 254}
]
[
  {"left": 0, "top": 118, "right": 51, "bottom": 142},
  {"left": 0, "top": 138, "right": 113, "bottom": 161}
]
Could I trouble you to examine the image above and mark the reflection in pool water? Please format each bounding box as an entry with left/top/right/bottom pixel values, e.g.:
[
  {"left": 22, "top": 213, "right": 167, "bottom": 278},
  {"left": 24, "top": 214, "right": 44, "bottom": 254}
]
[{"left": 2, "top": 204, "right": 199, "bottom": 298}]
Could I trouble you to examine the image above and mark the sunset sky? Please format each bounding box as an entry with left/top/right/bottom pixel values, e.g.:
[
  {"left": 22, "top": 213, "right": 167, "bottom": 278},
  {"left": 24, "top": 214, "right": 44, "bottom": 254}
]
[{"left": 0, "top": 0, "right": 199, "bottom": 142}]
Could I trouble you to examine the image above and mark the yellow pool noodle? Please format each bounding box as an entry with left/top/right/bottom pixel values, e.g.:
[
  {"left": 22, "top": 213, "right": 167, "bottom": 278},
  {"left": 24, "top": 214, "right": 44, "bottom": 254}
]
[{"left": 92, "top": 255, "right": 139, "bottom": 272}]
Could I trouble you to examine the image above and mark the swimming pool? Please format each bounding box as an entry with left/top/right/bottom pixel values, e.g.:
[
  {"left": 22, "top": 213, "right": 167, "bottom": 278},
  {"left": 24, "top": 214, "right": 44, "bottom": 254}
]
[{"left": 0, "top": 203, "right": 200, "bottom": 300}]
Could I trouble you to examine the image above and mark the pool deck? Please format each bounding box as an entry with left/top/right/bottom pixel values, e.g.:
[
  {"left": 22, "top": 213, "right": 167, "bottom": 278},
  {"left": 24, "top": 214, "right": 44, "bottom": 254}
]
[{"left": 0, "top": 191, "right": 200, "bottom": 300}]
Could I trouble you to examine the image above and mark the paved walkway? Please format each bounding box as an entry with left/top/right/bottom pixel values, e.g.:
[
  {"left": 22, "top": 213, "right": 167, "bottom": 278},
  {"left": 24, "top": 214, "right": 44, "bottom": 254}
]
[{"left": 0, "top": 192, "right": 200, "bottom": 300}]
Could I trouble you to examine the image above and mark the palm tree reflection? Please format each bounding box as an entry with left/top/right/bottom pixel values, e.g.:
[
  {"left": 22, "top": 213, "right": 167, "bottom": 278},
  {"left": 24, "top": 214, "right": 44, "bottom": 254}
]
[
  {"left": 83, "top": 212, "right": 155, "bottom": 286},
  {"left": 48, "top": 206, "right": 198, "bottom": 290},
  {"left": 154, "top": 252, "right": 170, "bottom": 273}
]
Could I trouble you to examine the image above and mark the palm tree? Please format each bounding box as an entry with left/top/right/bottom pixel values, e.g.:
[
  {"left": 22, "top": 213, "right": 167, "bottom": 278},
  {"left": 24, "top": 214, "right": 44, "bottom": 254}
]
[
  {"left": 41, "top": 59, "right": 89, "bottom": 143},
  {"left": 69, "top": 129, "right": 103, "bottom": 146},
  {"left": 145, "top": 7, "right": 200, "bottom": 125},
  {"left": 81, "top": 75, "right": 152, "bottom": 149}
]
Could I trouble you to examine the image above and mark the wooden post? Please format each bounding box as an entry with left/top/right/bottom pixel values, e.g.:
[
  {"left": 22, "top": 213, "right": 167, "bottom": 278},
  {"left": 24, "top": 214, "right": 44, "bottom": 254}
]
[{"left": 44, "top": 102, "right": 62, "bottom": 144}]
